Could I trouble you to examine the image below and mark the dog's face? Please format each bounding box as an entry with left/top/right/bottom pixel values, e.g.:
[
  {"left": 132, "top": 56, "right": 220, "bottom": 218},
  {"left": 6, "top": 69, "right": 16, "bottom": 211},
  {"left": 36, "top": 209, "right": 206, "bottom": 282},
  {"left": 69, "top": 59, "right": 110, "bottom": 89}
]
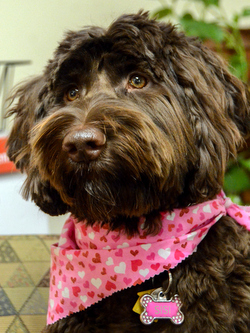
[{"left": 7, "top": 12, "right": 250, "bottom": 234}]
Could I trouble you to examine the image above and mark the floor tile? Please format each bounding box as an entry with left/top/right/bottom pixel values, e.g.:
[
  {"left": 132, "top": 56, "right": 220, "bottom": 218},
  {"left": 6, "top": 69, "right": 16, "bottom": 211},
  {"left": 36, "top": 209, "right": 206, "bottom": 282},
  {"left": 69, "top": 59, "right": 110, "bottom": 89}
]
[
  {"left": 0, "top": 235, "right": 55, "bottom": 332},
  {"left": 37, "top": 269, "right": 50, "bottom": 288},
  {"left": 20, "top": 288, "right": 48, "bottom": 315},
  {"left": 0, "top": 315, "right": 15, "bottom": 332},
  {"left": 6, "top": 316, "right": 28, "bottom": 333},
  {"left": 0, "top": 241, "right": 20, "bottom": 263},
  {"left": 4, "top": 288, "right": 34, "bottom": 312},
  {"left": 4, "top": 264, "right": 34, "bottom": 288},
  {"left": 23, "top": 262, "right": 50, "bottom": 286},
  {"left": 20, "top": 315, "right": 46, "bottom": 333},
  {"left": 0, "top": 287, "right": 16, "bottom": 316},
  {"left": 0, "top": 263, "right": 20, "bottom": 286},
  {"left": 8, "top": 237, "right": 50, "bottom": 262}
]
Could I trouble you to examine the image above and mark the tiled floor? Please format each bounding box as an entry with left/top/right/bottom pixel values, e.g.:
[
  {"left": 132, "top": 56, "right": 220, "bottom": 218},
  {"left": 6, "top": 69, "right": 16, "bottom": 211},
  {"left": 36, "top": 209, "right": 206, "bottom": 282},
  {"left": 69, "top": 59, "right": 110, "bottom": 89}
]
[{"left": 0, "top": 235, "right": 58, "bottom": 333}]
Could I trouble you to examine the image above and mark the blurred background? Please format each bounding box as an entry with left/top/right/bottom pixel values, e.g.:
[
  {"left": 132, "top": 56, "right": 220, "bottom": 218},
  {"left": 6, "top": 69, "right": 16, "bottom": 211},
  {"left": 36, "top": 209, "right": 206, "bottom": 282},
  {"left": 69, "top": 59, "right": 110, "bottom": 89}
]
[{"left": 1, "top": 0, "right": 250, "bottom": 236}]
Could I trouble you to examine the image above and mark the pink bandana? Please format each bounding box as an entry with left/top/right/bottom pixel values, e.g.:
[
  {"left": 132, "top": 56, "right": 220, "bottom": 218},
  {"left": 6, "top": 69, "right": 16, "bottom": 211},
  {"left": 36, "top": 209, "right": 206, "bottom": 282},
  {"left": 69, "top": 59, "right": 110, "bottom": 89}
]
[{"left": 47, "top": 192, "right": 250, "bottom": 325}]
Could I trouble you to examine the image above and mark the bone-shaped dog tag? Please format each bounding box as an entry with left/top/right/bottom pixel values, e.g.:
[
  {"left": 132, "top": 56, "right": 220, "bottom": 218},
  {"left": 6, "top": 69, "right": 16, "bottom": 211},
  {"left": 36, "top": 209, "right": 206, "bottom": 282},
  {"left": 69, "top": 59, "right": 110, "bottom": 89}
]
[{"left": 140, "top": 290, "right": 184, "bottom": 325}]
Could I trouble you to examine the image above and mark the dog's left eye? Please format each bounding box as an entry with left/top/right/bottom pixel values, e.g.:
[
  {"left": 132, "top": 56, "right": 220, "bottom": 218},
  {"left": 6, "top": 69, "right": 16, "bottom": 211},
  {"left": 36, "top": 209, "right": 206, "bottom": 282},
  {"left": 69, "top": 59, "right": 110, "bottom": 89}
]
[
  {"left": 128, "top": 75, "right": 147, "bottom": 89},
  {"left": 65, "top": 87, "right": 80, "bottom": 101}
]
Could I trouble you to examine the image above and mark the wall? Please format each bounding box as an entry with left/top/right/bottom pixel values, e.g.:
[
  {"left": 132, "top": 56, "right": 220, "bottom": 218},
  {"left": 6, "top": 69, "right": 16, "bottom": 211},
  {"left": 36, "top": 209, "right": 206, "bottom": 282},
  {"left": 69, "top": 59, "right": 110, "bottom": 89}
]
[
  {"left": 0, "top": 0, "right": 250, "bottom": 235},
  {"left": 1, "top": 0, "right": 250, "bottom": 87}
]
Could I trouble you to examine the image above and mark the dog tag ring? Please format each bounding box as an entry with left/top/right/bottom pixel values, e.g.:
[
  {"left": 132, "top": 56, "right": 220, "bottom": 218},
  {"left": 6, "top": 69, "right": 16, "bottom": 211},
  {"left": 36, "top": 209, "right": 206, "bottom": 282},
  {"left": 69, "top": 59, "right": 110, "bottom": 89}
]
[{"left": 140, "top": 272, "right": 184, "bottom": 325}]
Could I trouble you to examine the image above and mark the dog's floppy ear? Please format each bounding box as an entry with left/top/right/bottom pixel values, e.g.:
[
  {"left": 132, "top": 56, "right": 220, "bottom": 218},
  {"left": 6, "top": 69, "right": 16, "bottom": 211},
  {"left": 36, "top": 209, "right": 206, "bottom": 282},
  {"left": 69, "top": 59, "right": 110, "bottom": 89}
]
[
  {"left": 22, "top": 168, "right": 69, "bottom": 216},
  {"left": 6, "top": 76, "right": 45, "bottom": 170},
  {"left": 196, "top": 45, "right": 250, "bottom": 140},
  {"left": 6, "top": 76, "right": 68, "bottom": 216},
  {"left": 156, "top": 21, "right": 250, "bottom": 200},
  {"left": 160, "top": 25, "right": 250, "bottom": 146},
  {"left": 6, "top": 27, "right": 106, "bottom": 217}
]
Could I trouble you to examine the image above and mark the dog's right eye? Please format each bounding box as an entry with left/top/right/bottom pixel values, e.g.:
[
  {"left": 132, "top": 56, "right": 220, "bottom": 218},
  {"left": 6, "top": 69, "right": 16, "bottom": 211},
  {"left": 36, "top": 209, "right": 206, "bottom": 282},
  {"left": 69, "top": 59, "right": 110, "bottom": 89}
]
[
  {"left": 128, "top": 75, "right": 147, "bottom": 90},
  {"left": 65, "top": 88, "right": 79, "bottom": 101}
]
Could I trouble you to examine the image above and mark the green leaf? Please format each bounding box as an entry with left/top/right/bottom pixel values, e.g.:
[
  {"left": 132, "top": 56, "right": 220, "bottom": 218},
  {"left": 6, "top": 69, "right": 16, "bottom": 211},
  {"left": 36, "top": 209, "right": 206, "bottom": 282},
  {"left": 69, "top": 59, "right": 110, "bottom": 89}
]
[
  {"left": 226, "top": 194, "right": 242, "bottom": 205},
  {"left": 193, "top": 0, "right": 219, "bottom": 7},
  {"left": 228, "top": 54, "right": 248, "bottom": 81},
  {"left": 233, "top": 15, "right": 239, "bottom": 24},
  {"left": 151, "top": 8, "right": 172, "bottom": 20},
  {"left": 241, "top": 8, "right": 250, "bottom": 17},
  {"left": 180, "top": 16, "right": 224, "bottom": 42},
  {"left": 181, "top": 13, "right": 194, "bottom": 21},
  {"left": 224, "top": 166, "right": 250, "bottom": 194},
  {"left": 239, "top": 159, "right": 250, "bottom": 171},
  {"left": 224, "top": 31, "right": 238, "bottom": 49}
]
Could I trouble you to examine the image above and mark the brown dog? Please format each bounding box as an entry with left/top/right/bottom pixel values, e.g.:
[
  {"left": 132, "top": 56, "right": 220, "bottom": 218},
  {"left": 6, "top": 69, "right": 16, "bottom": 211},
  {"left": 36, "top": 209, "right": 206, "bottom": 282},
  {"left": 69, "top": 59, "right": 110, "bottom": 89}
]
[{"left": 7, "top": 12, "right": 250, "bottom": 333}]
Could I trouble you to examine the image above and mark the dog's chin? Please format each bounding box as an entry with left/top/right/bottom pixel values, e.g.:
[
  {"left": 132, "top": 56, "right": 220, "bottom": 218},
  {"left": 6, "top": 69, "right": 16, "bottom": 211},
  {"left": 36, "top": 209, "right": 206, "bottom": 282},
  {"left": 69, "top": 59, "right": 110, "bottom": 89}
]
[{"left": 53, "top": 166, "right": 164, "bottom": 230}]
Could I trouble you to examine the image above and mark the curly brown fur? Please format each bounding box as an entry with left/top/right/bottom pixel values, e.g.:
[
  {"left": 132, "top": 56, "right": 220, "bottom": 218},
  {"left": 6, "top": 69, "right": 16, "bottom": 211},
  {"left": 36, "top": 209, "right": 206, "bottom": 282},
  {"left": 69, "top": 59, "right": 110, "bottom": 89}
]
[{"left": 7, "top": 11, "right": 250, "bottom": 332}]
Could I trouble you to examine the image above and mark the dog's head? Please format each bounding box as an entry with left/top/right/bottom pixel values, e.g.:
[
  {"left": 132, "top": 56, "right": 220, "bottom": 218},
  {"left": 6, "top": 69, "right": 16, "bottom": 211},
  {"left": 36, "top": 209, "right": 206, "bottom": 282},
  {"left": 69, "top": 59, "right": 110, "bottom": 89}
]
[{"left": 7, "top": 12, "right": 250, "bottom": 234}]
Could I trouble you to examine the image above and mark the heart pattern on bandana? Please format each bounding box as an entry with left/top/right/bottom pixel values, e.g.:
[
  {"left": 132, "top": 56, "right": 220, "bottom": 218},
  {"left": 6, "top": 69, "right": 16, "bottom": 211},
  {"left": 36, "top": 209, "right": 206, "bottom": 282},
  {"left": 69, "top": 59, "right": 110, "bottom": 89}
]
[{"left": 47, "top": 191, "right": 250, "bottom": 325}]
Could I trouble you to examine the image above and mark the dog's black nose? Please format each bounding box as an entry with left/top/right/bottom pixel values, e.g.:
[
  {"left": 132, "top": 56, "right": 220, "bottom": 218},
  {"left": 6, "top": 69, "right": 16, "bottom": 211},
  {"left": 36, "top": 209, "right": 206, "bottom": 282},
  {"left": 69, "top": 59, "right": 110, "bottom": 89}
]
[{"left": 62, "top": 126, "right": 106, "bottom": 162}]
